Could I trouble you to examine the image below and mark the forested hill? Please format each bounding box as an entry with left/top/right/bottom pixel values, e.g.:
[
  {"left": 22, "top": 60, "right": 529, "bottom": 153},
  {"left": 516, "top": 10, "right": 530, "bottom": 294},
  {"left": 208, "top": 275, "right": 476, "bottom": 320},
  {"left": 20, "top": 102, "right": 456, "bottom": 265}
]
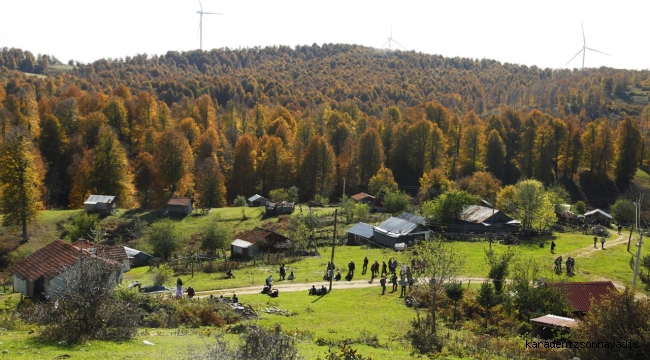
[
  {"left": 0, "top": 44, "right": 650, "bottom": 213},
  {"left": 2, "top": 45, "right": 649, "bottom": 118}
]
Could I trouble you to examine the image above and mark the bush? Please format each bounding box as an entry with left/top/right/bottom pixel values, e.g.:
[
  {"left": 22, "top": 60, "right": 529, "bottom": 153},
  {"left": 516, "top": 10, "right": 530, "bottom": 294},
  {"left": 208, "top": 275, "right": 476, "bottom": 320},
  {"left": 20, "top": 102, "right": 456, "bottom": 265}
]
[
  {"left": 233, "top": 195, "right": 247, "bottom": 207},
  {"left": 406, "top": 311, "right": 444, "bottom": 354},
  {"left": 192, "top": 324, "right": 299, "bottom": 360},
  {"left": 63, "top": 213, "right": 101, "bottom": 242},
  {"left": 152, "top": 264, "right": 174, "bottom": 286}
]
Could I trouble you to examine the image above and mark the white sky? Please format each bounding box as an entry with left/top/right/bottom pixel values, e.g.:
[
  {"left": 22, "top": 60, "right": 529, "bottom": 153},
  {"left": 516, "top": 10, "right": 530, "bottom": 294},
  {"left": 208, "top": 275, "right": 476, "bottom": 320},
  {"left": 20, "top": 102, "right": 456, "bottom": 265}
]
[{"left": 1, "top": 0, "right": 648, "bottom": 70}]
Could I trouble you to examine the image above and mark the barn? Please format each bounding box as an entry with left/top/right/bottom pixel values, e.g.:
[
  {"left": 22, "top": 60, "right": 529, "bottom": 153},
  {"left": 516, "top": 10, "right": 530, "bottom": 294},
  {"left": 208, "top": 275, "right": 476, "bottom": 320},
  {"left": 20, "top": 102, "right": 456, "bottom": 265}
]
[
  {"left": 166, "top": 196, "right": 193, "bottom": 215},
  {"left": 84, "top": 195, "right": 116, "bottom": 216},
  {"left": 450, "top": 205, "right": 520, "bottom": 233},
  {"left": 372, "top": 212, "right": 430, "bottom": 248},
  {"left": 248, "top": 194, "right": 270, "bottom": 207},
  {"left": 584, "top": 209, "right": 612, "bottom": 227},
  {"left": 346, "top": 222, "right": 374, "bottom": 245}
]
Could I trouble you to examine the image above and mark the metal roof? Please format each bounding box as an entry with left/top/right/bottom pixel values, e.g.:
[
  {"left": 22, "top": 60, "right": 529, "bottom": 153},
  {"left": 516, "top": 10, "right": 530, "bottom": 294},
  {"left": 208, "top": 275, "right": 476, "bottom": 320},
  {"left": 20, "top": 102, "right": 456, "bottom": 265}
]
[
  {"left": 584, "top": 209, "right": 612, "bottom": 219},
  {"left": 124, "top": 246, "right": 152, "bottom": 259},
  {"left": 396, "top": 212, "right": 426, "bottom": 225},
  {"left": 231, "top": 239, "right": 255, "bottom": 248},
  {"left": 351, "top": 192, "right": 375, "bottom": 201},
  {"left": 84, "top": 195, "right": 115, "bottom": 205},
  {"left": 531, "top": 314, "right": 578, "bottom": 328},
  {"left": 248, "top": 194, "right": 268, "bottom": 202},
  {"left": 459, "top": 205, "right": 499, "bottom": 223},
  {"left": 346, "top": 223, "right": 374, "bottom": 239},
  {"left": 376, "top": 217, "right": 419, "bottom": 236},
  {"left": 551, "top": 281, "right": 617, "bottom": 313},
  {"left": 167, "top": 196, "right": 192, "bottom": 206}
]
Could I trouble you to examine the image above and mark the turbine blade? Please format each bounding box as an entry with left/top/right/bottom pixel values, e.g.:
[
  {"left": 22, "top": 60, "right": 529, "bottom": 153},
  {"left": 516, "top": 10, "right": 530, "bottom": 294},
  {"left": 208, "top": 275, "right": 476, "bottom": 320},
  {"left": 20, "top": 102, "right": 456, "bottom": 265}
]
[
  {"left": 582, "top": 23, "right": 585, "bottom": 46},
  {"left": 199, "top": 0, "right": 203, "bottom": 12},
  {"left": 392, "top": 39, "right": 407, "bottom": 50},
  {"left": 203, "top": 12, "right": 222, "bottom": 14},
  {"left": 566, "top": 49, "right": 584, "bottom": 65},
  {"left": 381, "top": 40, "right": 389, "bottom": 48},
  {"left": 585, "top": 47, "right": 609, "bottom": 56}
]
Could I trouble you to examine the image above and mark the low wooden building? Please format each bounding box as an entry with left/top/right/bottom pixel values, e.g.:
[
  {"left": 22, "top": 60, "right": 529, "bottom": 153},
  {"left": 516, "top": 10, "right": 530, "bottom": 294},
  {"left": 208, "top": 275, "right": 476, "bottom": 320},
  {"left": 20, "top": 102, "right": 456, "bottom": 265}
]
[
  {"left": 231, "top": 228, "right": 291, "bottom": 258},
  {"left": 248, "top": 194, "right": 270, "bottom": 207},
  {"left": 351, "top": 192, "right": 375, "bottom": 206},
  {"left": 551, "top": 281, "right": 617, "bottom": 317},
  {"left": 124, "top": 246, "right": 154, "bottom": 268},
  {"left": 166, "top": 196, "right": 193, "bottom": 215},
  {"left": 84, "top": 195, "right": 116, "bottom": 216},
  {"left": 10, "top": 240, "right": 122, "bottom": 300},
  {"left": 265, "top": 201, "right": 295, "bottom": 216},
  {"left": 584, "top": 209, "right": 612, "bottom": 227},
  {"left": 449, "top": 205, "right": 520, "bottom": 233},
  {"left": 346, "top": 222, "right": 374, "bottom": 245}
]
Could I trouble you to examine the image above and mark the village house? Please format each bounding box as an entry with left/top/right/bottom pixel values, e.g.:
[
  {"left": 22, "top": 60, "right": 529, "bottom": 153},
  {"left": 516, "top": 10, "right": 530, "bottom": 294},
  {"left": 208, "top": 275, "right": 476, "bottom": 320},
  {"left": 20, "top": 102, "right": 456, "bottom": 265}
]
[
  {"left": 584, "top": 209, "right": 612, "bottom": 227},
  {"left": 166, "top": 196, "right": 193, "bottom": 215},
  {"left": 247, "top": 194, "right": 270, "bottom": 207},
  {"left": 265, "top": 201, "right": 295, "bottom": 216},
  {"left": 10, "top": 240, "right": 123, "bottom": 300},
  {"left": 372, "top": 212, "right": 430, "bottom": 248},
  {"left": 230, "top": 228, "right": 291, "bottom": 258},
  {"left": 83, "top": 195, "right": 117, "bottom": 216},
  {"left": 345, "top": 222, "right": 374, "bottom": 245},
  {"left": 530, "top": 314, "right": 578, "bottom": 341},
  {"left": 124, "top": 246, "right": 154, "bottom": 268},
  {"left": 351, "top": 192, "right": 375, "bottom": 206},
  {"left": 71, "top": 240, "right": 131, "bottom": 273},
  {"left": 551, "top": 281, "right": 617, "bottom": 317},
  {"left": 449, "top": 205, "right": 520, "bottom": 234}
]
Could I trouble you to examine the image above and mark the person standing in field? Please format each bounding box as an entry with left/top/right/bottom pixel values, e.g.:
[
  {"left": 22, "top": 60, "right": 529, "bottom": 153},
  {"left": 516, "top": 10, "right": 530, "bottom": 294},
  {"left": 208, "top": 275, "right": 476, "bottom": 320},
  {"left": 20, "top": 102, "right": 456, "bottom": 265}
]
[
  {"left": 400, "top": 277, "right": 408, "bottom": 297},
  {"left": 380, "top": 276, "right": 387, "bottom": 295},
  {"left": 593, "top": 236, "right": 597, "bottom": 248},
  {"left": 362, "top": 257, "right": 369, "bottom": 274},
  {"left": 601, "top": 235, "right": 606, "bottom": 249}
]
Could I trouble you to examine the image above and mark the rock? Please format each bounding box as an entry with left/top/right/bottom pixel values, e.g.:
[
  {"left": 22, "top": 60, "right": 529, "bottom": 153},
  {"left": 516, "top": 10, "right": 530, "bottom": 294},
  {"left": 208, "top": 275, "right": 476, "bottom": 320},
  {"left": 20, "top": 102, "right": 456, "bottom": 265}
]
[{"left": 143, "top": 340, "right": 154, "bottom": 346}]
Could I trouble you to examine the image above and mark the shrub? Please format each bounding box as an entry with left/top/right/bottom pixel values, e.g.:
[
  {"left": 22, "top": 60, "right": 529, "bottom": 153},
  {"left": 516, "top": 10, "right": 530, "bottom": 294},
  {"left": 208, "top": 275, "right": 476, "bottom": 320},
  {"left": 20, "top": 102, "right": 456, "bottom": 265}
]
[
  {"left": 233, "top": 195, "right": 247, "bottom": 207},
  {"left": 152, "top": 264, "right": 174, "bottom": 286}
]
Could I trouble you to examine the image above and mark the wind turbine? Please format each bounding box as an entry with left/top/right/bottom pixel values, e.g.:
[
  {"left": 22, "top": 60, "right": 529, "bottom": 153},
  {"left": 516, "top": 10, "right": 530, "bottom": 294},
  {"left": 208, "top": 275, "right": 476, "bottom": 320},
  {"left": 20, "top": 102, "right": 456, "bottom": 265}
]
[
  {"left": 566, "top": 24, "right": 609, "bottom": 70},
  {"left": 197, "top": 0, "right": 222, "bottom": 51},
  {"left": 381, "top": 28, "right": 407, "bottom": 51}
]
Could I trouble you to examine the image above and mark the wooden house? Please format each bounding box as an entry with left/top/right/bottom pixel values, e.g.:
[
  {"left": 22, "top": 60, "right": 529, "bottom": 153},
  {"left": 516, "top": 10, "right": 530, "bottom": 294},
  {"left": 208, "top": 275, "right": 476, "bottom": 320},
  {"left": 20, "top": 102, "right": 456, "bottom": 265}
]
[
  {"left": 551, "top": 281, "right": 617, "bottom": 317},
  {"left": 247, "top": 194, "right": 270, "bottom": 207},
  {"left": 84, "top": 195, "right": 116, "bottom": 216},
  {"left": 71, "top": 240, "right": 131, "bottom": 273},
  {"left": 584, "top": 209, "right": 612, "bottom": 227},
  {"left": 449, "top": 205, "right": 520, "bottom": 233},
  {"left": 530, "top": 314, "right": 578, "bottom": 341},
  {"left": 231, "top": 228, "right": 291, "bottom": 257},
  {"left": 10, "top": 240, "right": 122, "bottom": 300},
  {"left": 265, "top": 201, "right": 295, "bottom": 216},
  {"left": 351, "top": 192, "right": 375, "bottom": 206},
  {"left": 166, "top": 196, "right": 193, "bottom": 215},
  {"left": 124, "top": 246, "right": 154, "bottom": 268},
  {"left": 346, "top": 222, "right": 374, "bottom": 245}
]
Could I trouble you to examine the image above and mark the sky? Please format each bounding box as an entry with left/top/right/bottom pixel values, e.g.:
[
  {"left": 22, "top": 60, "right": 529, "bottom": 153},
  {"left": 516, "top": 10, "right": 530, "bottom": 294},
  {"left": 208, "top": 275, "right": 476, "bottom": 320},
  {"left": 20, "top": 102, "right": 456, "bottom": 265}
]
[{"left": 1, "top": 0, "right": 648, "bottom": 71}]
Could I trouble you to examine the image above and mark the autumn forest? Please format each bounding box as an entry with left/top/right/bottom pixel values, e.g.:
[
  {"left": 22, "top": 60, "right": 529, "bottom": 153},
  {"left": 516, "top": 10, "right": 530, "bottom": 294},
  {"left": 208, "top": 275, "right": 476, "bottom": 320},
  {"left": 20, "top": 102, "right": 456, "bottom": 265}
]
[{"left": 1, "top": 44, "right": 650, "bottom": 220}]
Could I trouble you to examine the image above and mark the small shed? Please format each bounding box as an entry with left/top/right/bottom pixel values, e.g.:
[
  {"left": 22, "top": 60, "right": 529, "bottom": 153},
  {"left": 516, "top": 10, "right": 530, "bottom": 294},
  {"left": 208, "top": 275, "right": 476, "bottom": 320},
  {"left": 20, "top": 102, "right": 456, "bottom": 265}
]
[
  {"left": 231, "top": 239, "right": 258, "bottom": 257},
  {"left": 584, "top": 209, "right": 612, "bottom": 227},
  {"left": 530, "top": 314, "right": 578, "bottom": 341},
  {"left": 10, "top": 240, "right": 122, "bottom": 300},
  {"left": 84, "top": 195, "right": 116, "bottom": 215},
  {"left": 248, "top": 194, "right": 270, "bottom": 207},
  {"left": 346, "top": 222, "right": 374, "bottom": 245},
  {"left": 167, "top": 196, "right": 193, "bottom": 215},
  {"left": 231, "top": 228, "right": 291, "bottom": 258},
  {"left": 351, "top": 192, "right": 375, "bottom": 205}
]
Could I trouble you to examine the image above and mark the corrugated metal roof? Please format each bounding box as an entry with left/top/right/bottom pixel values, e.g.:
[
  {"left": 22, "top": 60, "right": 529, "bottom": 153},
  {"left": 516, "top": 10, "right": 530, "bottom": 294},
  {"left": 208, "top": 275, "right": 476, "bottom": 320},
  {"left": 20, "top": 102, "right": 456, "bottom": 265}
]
[
  {"left": 584, "top": 209, "right": 612, "bottom": 219},
  {"left": 396, "top": 212, "right": 426, "bottom": 225},
  {"left": 124, "top": 246, "right": 152, "bottom": 259},
  {"left": 346, "top": 223, "right": 374, "bottom": 239},
  {"left": 459, "top": 205, "right": 498, "bottom": 223},
  {"left": 376, "top": 217, "right": 419, "bottom": 235},
  {"left": 552, "top": 281, "right": 617, "bottom": 313},
  {"left": 248, "top": 194, "right": 268, "bottom": 202},
  {"left": 531, "top": 314, "right": 578, "bottom": 328},
  {"left": 84, "top": 195, "right": 115, "bottom": 204},
  {"left": 231, "top": 239, "right": 255, "bottom": 248}
]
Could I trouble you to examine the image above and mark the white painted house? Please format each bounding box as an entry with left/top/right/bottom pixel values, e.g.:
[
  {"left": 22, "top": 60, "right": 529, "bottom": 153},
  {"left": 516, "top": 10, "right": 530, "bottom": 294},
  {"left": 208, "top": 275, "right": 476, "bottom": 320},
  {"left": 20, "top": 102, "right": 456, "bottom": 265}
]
[{"left": 10, "top": 240, "right": 123, "bottom": 300}]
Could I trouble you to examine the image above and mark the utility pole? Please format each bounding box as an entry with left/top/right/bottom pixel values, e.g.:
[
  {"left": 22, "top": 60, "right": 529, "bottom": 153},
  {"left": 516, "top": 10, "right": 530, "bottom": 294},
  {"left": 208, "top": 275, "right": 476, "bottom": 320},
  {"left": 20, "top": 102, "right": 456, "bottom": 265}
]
[
  {"left": 633, "top": 194, "right": 644, "bottom": 290},
  {"left": 342, "top": 178, "right": 346, "bottom": 199},
  {"left": 329, "top": 209, "right": 337, "bottom": 293}
]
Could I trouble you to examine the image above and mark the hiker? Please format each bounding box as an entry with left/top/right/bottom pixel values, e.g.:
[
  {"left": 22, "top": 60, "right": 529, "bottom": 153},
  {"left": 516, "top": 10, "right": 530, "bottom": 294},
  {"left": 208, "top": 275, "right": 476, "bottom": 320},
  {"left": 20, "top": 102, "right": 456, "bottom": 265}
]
[
  {"left": 225, "top": 269, "right": 234, "bottom": 279},
  {"left": 400, "top": 277, "right": 408, "bottom": 297},
  {"left": 618, "top": 224, "right": 623, "bottom": 235},
  {"left": 186, "top": 286, "right": 195, "bottom": 298},
  {"left": 232, "top": 294, "right": 238, "bottom": 303},
  {"left": 594, "top": 236, "right": 598, "bottom": 248},
  {"left": 269, "top": 289, "right": 279, "bottom": 298},
  {"left": 554, "top": 256, "right": 562, "bottom": 274},
  {"left": 391, "top": 273, "right": 398, "bottom": 292},
  {"left": 309, "top": 285, "right": 317, "bottom": 295},
  {"left": 601, "top": 235, "right": 606, "bottom": 249},
  {"left": 279, "top": 264, "right": 286, "bottom": 280},
  {"left": 380, "top": 276, "right": 387, "bottom": 295},
  {"left": 348, "top": 261, "right": 355, "bottom": 276},
  {"left": 266, "top": 275, "right": 273, "bottom": 287},
  {"left": 262, "top": 284, "right": 271, "bottom": 294},
  {"left": 372, "top": 261, "right": 379, "bottom": 277},
  {"left": 287, "top": 271, "right": 295, "bottom": 280},
  {"left": 551, "top": 240, "right": 556, "bottom": 253},
  {"left": 381, "top": 261, "right": 388, "bottom": 276},
  {"left": 334, "top": 271, "right": 342, "bottom": 281},
  {"left": 320, "top": 285, "right": 327, "bottom": 295},
  {"left": 176, "top": 277, "right": 183, "bottom": 299},
  {"left": 362, "top": 257, "right": 369, "bottom": 274},
  {"left": 345, "top": 271, "right": 353, "bottom": 281},
  {"left": 565, "top": 257, "right": 571, "bottom": 275}
]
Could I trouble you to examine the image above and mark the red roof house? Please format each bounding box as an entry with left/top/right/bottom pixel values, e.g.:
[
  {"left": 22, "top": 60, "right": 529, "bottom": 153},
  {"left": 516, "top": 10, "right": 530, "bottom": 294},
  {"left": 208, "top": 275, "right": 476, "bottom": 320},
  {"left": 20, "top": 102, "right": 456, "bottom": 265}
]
[
  {"left": 552, "top": 281, "right": 617, "bottom": 315},
  {"left": 11, "top": 240, "right": 122, "bottom": 299}
]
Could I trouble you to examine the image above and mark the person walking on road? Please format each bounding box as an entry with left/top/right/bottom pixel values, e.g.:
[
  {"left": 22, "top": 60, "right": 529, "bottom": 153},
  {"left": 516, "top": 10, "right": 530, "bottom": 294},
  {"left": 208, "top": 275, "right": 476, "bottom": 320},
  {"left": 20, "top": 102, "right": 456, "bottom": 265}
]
[
  {"left": 601, "top": 235, "right": 606, "bottom": 249},
  {"left": 593, "top": 236, "right": 597, "bottom": 248},
  {"left": 362, "top": 257, "right": 368, "bottom": 274}
]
